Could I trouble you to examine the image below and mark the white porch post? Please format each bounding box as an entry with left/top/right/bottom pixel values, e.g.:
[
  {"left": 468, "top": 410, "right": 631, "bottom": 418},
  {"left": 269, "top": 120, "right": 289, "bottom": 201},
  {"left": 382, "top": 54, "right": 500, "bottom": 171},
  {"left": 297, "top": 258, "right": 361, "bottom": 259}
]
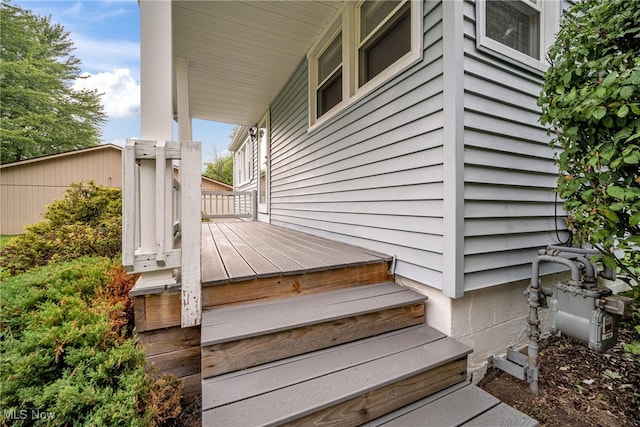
[
  {"left": 175, "top": 57, "right": 201, "bottom": 327},
  {"left": 175, "top": 58, "right": 193, "bottom": 141},
  {"left": 139, "top": 0, "right": 174, "bottom": 284}
]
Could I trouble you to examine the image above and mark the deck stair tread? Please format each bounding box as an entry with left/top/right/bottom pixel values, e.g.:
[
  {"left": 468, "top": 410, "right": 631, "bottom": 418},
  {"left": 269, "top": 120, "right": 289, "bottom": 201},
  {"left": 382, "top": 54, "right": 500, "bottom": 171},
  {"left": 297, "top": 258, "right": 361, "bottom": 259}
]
[
  {"left": 202, "top": 324, "right": 448, "bottom": 409},
  {"left": 201, "top": 282, "right": 425, "bottom": 346},
  {"left": 363, "top": 382, "right": 539, "bottom": 427},
  {"left": 202, "top": 324, "right": 471, "bottom": 425}
]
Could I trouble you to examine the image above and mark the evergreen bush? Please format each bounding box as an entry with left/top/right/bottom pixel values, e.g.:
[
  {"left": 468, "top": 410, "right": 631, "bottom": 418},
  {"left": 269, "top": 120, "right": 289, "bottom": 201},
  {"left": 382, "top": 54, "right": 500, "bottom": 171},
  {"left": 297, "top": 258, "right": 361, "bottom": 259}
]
[
  {"left": 0, "top": 257, "right": 182, "bottom": 426},
  {"left": 0, "top": 182, "right": 121, "bottom": 275}
]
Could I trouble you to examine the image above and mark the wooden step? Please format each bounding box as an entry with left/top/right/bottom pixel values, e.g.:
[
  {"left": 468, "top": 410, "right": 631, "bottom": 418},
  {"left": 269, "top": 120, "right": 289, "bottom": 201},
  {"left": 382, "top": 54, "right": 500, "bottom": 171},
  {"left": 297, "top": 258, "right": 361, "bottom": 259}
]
[
  {"left": 201, "top": 282, "right": 426, "bottom": 377},
  {"left": 202, "top": 324, "right": 471, "bottom": 426},
  {"left": 363, "top": 382, "right": 539, "bottom": 427}
]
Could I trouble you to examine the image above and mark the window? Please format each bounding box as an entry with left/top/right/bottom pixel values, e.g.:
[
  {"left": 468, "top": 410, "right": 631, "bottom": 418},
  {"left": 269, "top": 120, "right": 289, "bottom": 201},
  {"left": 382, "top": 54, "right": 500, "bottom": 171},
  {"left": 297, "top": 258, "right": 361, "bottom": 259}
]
[
  {"left": 358, "top": 1, "right": 411, "bottom": 87},
  {"left": 235, "top": 137, "right": 252, "bottom": 185},
  {"left": 308, "top": 0, "right": 422, "bottom": 128},
  {"left": 477, "top": 0, "right": 559, "bottom": 71},
  {"left": 317, "top": 32, "right": 343, "bottom": 117}
]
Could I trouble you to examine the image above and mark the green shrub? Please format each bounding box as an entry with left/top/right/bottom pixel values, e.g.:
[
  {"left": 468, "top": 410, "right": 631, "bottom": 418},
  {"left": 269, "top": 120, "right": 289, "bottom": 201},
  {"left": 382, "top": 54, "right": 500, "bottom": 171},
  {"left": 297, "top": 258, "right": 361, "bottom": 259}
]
[
  {"left": 538, "top": 0, "right": 640, "bottom": 283},
  {"left": 0, "top": 257, "right": 182, "bottom": 426},
  {"left": 0, "top": 182, "right": 121, "bottom": 275}
]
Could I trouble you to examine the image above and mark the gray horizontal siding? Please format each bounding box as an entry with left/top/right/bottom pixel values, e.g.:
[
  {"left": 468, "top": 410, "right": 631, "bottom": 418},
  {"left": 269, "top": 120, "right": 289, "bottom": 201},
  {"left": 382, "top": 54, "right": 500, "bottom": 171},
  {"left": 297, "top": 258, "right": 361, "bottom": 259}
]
[
  {"left": 461, "top": 0, "right": 568, "bottom": 290},
  {"left": 268, "top": 0, "right": 446, "bottom": 289}
]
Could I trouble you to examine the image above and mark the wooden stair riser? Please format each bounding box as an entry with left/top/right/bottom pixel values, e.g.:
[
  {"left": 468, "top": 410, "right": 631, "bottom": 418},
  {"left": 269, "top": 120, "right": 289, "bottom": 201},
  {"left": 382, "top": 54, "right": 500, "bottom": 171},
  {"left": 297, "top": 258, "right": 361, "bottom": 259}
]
[
  {"left": 138, "top": 326, "right": 202, "bottom": 401},
  {"left": 203, "top": 263, "right": 392, "bottom": 308},
  {"left": 134, "top": 263, "right": 391, "bottom": 332},
  {"left": 284, "top": 359, "right": 468, "bottom": 427},
  {"left": 202, "top": 303, "right": 425, "bottom": 378}
]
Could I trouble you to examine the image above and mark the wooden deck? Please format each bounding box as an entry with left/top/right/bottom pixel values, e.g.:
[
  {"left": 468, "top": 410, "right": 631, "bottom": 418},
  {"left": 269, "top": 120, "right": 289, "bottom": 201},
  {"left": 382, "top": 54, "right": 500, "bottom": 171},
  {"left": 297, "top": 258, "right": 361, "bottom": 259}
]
[{"left": 201, "top": 221, "right": 392, "bottom": 285}]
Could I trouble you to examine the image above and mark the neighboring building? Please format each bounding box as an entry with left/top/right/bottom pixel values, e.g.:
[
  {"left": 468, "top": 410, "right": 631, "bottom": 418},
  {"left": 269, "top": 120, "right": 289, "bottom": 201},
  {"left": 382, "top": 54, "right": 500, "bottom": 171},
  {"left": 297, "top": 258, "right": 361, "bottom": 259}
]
[{"left": 0, "top": 144, "right": 231, "bottom": 234}]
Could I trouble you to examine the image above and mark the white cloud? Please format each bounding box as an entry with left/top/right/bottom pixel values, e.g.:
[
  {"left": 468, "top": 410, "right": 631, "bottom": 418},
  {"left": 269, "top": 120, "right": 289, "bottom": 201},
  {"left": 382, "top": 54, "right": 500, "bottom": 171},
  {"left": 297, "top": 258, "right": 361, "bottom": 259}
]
[
  {"left": 72, "top": 35, "right": 140, "bottom": 77},
  {"left": 74, "top": 68, "right": 140, "bottom": 118}
]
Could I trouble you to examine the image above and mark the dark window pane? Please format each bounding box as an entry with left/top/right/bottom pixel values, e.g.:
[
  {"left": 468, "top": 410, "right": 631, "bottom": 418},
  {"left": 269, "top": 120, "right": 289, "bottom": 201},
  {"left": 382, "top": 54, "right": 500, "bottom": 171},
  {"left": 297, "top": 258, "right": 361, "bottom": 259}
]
[
  {"left": 360, "top": 6, "right": 410, "bottom": 86},
  {"left": 317, "top": 69, "right": 342, "bottom": 117}
]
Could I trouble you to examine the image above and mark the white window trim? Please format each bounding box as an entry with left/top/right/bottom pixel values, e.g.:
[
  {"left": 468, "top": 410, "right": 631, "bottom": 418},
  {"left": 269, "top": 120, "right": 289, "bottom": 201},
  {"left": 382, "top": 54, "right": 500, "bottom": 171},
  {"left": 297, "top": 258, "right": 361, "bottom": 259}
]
[
  {"left": 476, "top": 0, "right": 561, "bottom": 73},
  {"left": 307, "top": 0, "right": 423, "bottom": 132},
  {"left": 235, "top": 136, "right": 252, "bottom": 186}
]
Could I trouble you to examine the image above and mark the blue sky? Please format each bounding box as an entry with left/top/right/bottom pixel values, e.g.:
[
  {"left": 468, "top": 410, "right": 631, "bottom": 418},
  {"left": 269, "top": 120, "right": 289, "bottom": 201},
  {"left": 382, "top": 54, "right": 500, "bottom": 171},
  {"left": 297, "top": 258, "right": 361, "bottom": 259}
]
[{"left": 14, "top": 0, "right": 236, "bottom": 167}]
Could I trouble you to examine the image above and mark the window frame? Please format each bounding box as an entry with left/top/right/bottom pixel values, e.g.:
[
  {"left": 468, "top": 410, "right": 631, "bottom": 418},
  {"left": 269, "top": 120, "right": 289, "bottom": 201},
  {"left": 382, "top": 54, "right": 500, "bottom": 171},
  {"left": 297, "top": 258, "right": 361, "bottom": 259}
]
[
  {"left": 235, "top": 136, "right": 253, "bottom": 186},
  {"left": 307, "top": 0, "right": 422, "bottom": 131},
  {"left": 476, "top": 0, "right": 560, "bottom": 72}
]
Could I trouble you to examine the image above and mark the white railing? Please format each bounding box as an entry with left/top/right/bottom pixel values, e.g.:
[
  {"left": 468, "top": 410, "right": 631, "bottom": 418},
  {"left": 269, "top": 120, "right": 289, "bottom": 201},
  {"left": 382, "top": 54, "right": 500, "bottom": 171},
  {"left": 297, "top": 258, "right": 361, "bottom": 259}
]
[
  {"left": 122, "top": 139, "right": 202, "bottom": 327},
  {"left": 202, "top": 190, "right": 256, "bottom": 220}
]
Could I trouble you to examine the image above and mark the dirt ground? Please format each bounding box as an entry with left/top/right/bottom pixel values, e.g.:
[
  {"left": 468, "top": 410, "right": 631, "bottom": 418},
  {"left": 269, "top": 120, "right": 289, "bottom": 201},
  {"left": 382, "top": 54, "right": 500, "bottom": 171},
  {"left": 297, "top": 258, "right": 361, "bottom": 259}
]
[{"left": 478, "top": 319, "right": 640, "bottom": 427}]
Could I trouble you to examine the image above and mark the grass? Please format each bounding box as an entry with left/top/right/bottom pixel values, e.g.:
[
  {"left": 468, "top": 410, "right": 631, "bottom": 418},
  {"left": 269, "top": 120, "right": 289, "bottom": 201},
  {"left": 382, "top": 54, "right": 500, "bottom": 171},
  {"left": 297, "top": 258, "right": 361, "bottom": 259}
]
[{"left": 0, "top": 235, "right": 16, "bottom": 249}]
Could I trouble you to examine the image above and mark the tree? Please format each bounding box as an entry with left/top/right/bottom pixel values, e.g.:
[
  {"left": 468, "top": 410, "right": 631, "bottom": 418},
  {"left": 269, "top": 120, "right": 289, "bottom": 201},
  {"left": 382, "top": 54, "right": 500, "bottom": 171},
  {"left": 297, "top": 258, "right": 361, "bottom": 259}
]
[
  {"left": 0, "top": 1, "right": 106, "bottom": 164},
  {"left": 204, "top": 153, "right": 234, "bottom": 186},
  {"left": 538, "top": 0, "right": 639, "bottom": 284}
]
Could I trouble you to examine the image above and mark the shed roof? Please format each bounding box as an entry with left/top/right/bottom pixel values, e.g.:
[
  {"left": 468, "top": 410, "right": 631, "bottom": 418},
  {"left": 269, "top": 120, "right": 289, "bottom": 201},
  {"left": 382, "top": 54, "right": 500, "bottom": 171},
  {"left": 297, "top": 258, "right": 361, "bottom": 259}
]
[
  {"left": 0, "top": 143, "right": 232, "bottom": 190},
  {"left": 0, "top": 144, "right": 121, "bottom": 169}
]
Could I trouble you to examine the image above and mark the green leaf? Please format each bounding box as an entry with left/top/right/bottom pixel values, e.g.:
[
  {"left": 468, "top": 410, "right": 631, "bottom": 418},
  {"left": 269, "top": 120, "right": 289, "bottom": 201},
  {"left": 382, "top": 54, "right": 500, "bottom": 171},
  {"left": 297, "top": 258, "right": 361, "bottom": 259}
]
[
  {"left": 620, "top": 86, "right": 635, "bottom": 99},
  {"left": 617, "top": 105, "right": 629, "bottom": 118},
  {"left": 602, "top": 72, "right": 618, "bottom": 87},
  {"left": 610, "top": 202, "right": 626, "bottom": 212},
  {"left": 606, "top": 186, "right": 626, "bottom": 200},
  {"left": 593, "top": 107, "right": 607, "bottom": 120},
  {"left": 624, "top": 153, "right": 639, "bottom": 164},
  {"left": 599, "top": 207, "right": 619, "bottom": 222},
  {"left": 630, "top": 213, "right": 640, "bottom": 227},
  {"left": 556, "top": 85, "right": 566, "bottom": 95}
]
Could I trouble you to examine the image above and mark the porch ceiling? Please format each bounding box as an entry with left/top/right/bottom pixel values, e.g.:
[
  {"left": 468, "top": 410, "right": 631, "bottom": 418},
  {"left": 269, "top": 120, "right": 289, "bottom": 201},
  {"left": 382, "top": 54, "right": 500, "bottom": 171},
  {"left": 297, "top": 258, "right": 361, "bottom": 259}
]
[{"left": 172, "top": 1, "right": 342, "bottom": 126}]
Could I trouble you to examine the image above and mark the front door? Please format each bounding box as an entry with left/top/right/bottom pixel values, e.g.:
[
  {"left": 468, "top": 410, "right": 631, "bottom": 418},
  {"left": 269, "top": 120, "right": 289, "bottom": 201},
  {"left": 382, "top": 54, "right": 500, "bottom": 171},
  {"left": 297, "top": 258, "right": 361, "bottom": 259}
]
[{"left": 257, "top": 111, "right": 270, "bottom": 215}]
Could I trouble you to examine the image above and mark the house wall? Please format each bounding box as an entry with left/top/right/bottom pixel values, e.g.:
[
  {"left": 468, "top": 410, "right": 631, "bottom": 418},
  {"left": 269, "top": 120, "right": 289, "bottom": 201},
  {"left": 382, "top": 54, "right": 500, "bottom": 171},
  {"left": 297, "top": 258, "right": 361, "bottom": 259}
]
[
  {"left": 460, "top": 0, "right": 569, "bottom": 292},
  {"left": 268, "top": 0, "right": 447, "bottom": 289},
  {"left": 0, "top": 147, "right": 122, "bottom": 235}
]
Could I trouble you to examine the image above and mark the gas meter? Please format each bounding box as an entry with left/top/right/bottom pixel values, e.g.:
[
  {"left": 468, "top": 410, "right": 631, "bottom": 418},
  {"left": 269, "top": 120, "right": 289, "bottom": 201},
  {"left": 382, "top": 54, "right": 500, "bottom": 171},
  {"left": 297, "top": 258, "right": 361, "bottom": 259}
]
[{"left": 549, "top": 281, "right": 628, "bottom": 352}]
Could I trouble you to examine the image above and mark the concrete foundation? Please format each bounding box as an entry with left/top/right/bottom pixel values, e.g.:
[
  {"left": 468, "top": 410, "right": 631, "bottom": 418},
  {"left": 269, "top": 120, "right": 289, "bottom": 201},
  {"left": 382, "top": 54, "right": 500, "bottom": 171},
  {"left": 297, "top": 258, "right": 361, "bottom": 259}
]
[{"left": 396, "top": 272, "right": 567, "bottom": 382}]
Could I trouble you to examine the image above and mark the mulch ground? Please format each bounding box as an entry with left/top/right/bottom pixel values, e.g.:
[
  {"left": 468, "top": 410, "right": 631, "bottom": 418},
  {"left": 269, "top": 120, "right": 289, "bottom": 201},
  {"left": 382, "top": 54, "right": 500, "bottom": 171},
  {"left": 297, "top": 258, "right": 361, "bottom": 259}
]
[{"left": 478, "top": 319, "right": 640, "bottom": 427}]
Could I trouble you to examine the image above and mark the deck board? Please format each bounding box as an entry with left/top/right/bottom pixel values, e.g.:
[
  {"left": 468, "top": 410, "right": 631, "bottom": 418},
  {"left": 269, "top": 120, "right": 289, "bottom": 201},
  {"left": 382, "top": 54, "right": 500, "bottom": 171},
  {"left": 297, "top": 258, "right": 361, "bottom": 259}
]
[
  {"left": 238, "top": 222, "right": 331, "bottom": 272},
  {"left": 207, "top": 223, "right": 256, "bottom": 282},
  {"left": 214, "top": 223, "right": 281, "bottom": 278},
  {"left": 202, "top": 336, "right": 470, "bottom": 425},
  {"left": 218, "top": 222, "right": 306, "bottom": 275},
  {"left": 200, "top": 225, "right": 228, "bottom": 284},
  {"left": 202, "top": 324, "right": 446, "bottom": 410},
  {"left": 244, "top": 222, "right": 369, "bottom": 268},
  {"left": 200, "top": 282, "right": 425, "bottom": 345},
  {"left": 199, "top": 221, "right": 390, "bottom": 285},
  {"left": 374, "top": 382, "right": 500, "bottom": 426}
]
